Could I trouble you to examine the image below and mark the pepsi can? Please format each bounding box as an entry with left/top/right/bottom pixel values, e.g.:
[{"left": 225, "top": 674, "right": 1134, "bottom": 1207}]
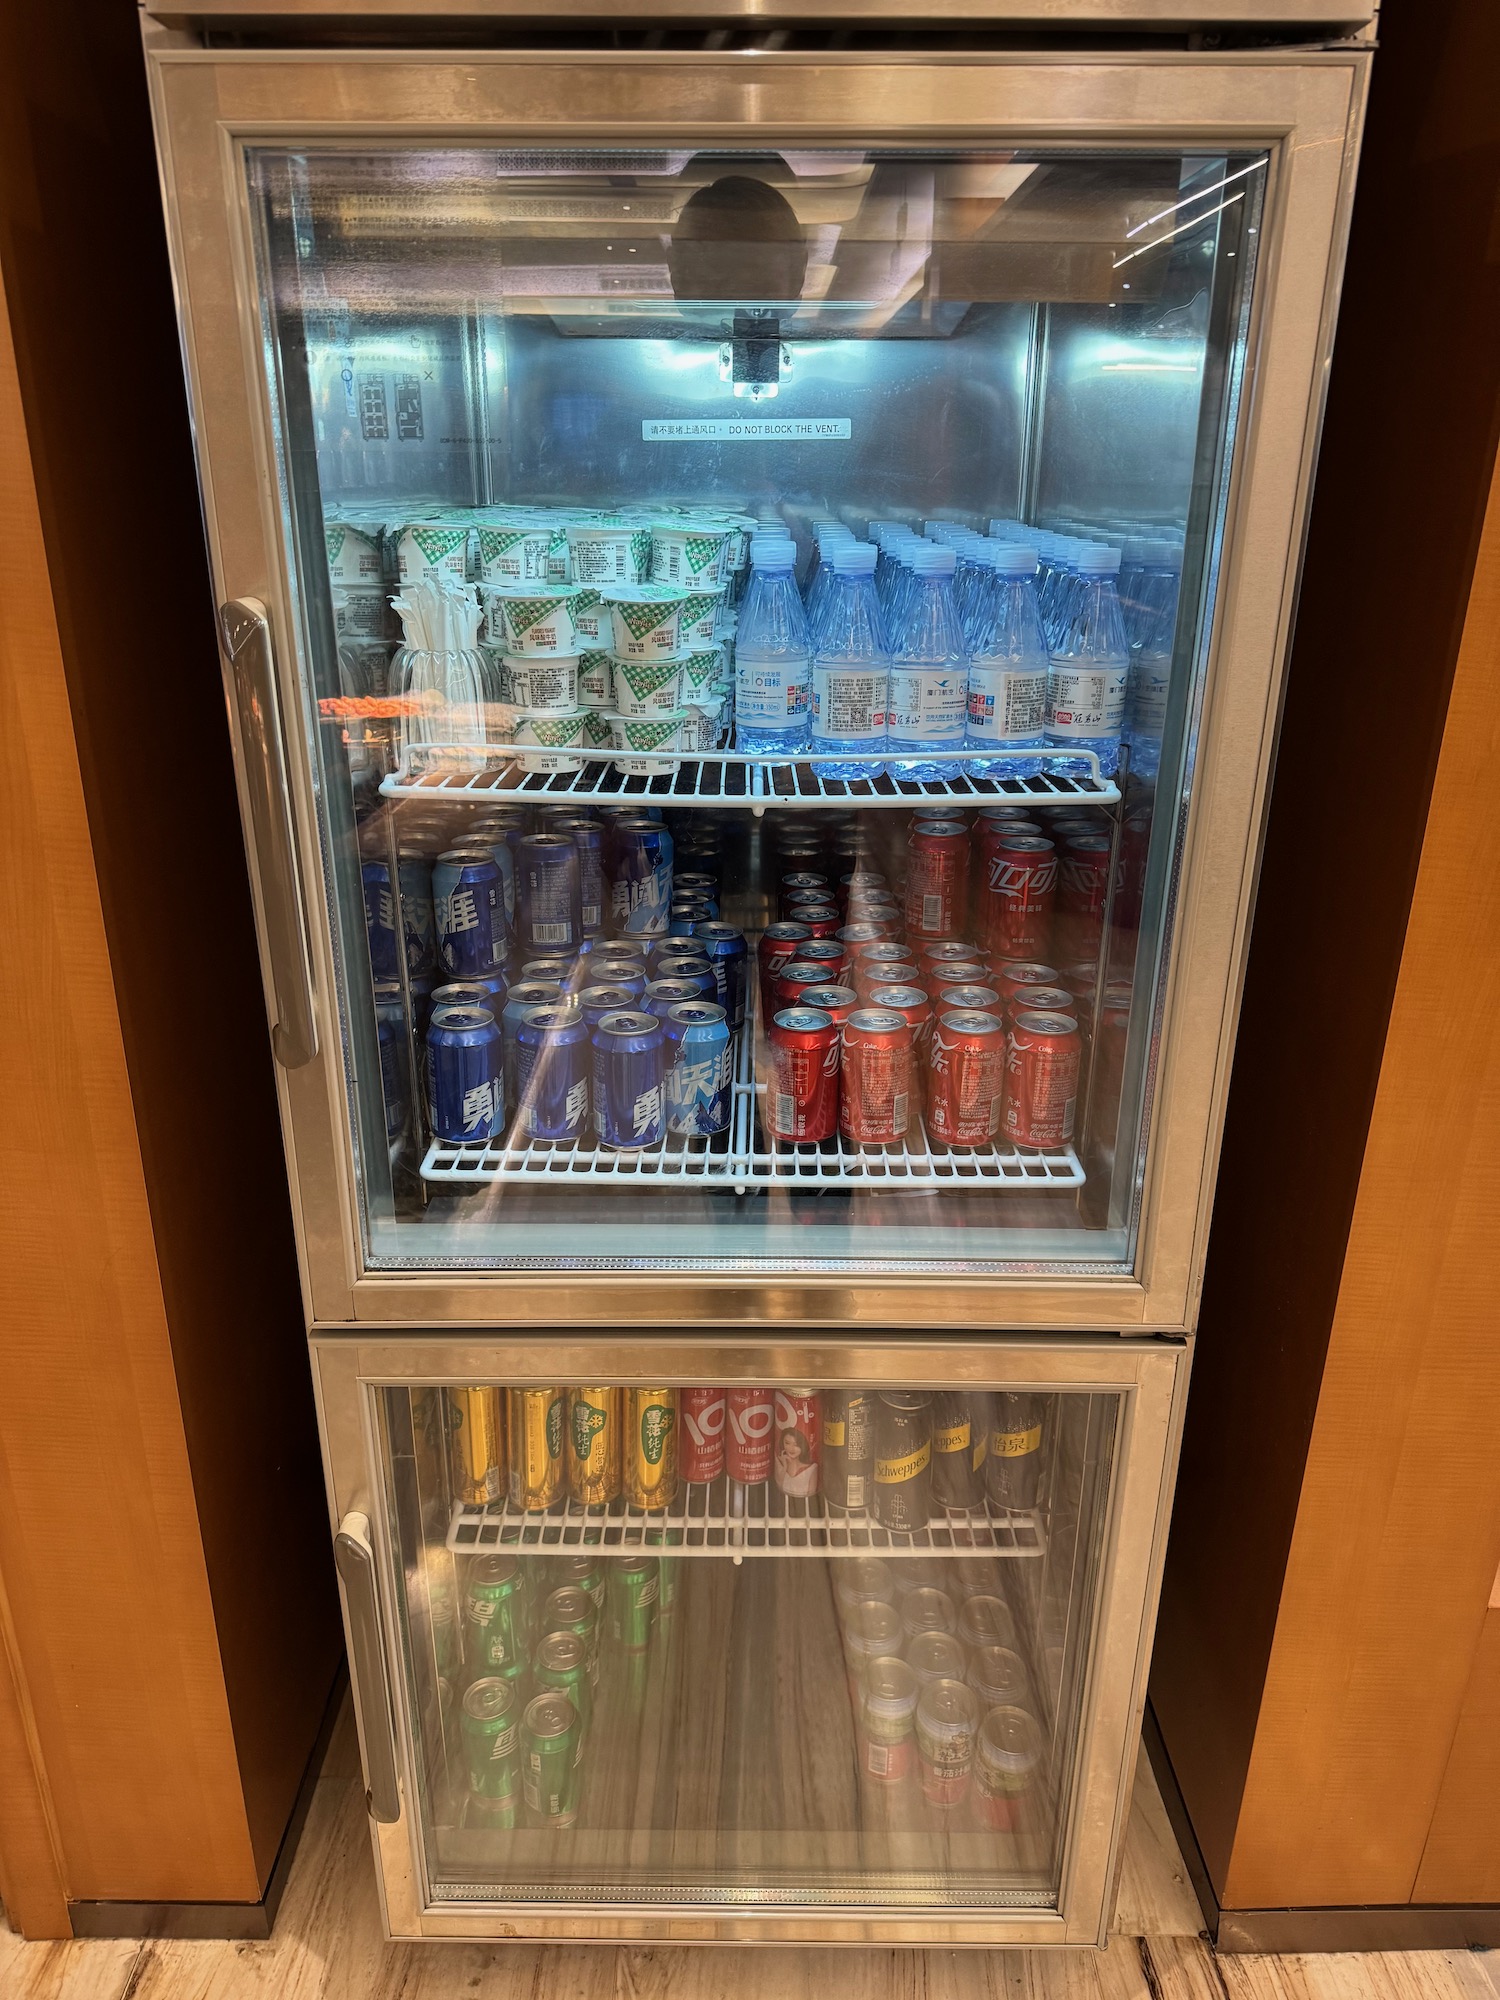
[
  {"left": 397, "top": 848, "right": 437, "bottom": 976},
  {"left": 578, "top": 983, "right": 640, "bottom": 1031},
  {"left": 664, "top": 1002, "right": 732, "bottom": 1137},
  {"left": 608, "top": 817, "right": 674, "bottom": 939},
  {"left": 362, "top": 859, "right": 400, "bottom": 981},
  {"left": 374, "top": 981, "right": 408, "bottom": 1143},
  {"left": 592, "top": 1010, "right": 665, "bottom": 1150},
  {"left": 671, "top": 892, "right": 720, "bottom": 923},
  {"left": 516, "top": 833, "right": 583, "bottom": 954},
  {"left": 513, "top": 1002, "right": 591, "bottom": 1144},
  {"left": 643, "top": 977, "right": 705, "bottom": 1024},
  {"left": 550, "top": 819, "right": 606, "bottom": 940},
  {"left": 426, "top": 1005, "right": 504, "bottom": 1145},
  {"left": 501, "top": 979, "right": 564, "bottom": 1113},
  {"left": 584, "top": 955, "right": 647, "bottom": 1001},
  {"left": 691, "top": 922, "right": 749, "bottom": 1032},
  {"left": 433, "top": 848, "right": 506, "bottom": 978}
]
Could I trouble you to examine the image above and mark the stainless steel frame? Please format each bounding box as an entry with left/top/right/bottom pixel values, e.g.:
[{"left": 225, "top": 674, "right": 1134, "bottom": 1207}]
[
  {"left": 311, "top": 1332, "right": 1186, "bottom": 1943},
  {"left": 144, "top": 46, "right": 1367, "bottom": 1333}
]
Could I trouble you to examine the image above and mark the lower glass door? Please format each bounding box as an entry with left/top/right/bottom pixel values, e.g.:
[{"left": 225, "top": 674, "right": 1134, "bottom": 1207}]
[{"left": 348, "top": 1356, "right": 1177, "bottom": 1935}]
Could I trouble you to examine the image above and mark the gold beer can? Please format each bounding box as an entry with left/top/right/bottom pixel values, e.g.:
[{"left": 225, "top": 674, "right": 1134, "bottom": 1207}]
[
  {"left": 625, "top": 1388, "right": 678, "bottom": 1512},
  {"left": 568, "top": 1387, "right": 622, "bottom": 1507},
  {"left": 508, "top": 1387, "right": 567, "bottom": 1510},
  {"left": 446, "top": 1387, "right": 506, "bottom": 1508}
]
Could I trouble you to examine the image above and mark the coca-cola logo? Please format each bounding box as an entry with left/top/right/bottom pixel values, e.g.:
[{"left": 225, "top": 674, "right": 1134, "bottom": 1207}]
[
  {"left": 728, "top": 1398, "right": 773, "bottom": 1442},
  {"left": 987, "top": 856, "right": 1058, "bottom": 898},
  {"left": 822, "top": 1041, "right": 841, "bottom": 1077}
]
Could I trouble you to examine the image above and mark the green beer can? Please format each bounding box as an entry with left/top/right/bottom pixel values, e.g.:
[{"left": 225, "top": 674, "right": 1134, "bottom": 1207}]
[
  {"left": 610, "top": 1555, "right": 659, "bottom": 1652},
  {"left": 522, "top": 1691, "right": 580, "bottom": 1827},
  {"left": 532, "top": 1629, "right": 591, "bottom": 1751},
  {"left": 539, "top": 1584, "right": 599, "bottom": 1687},
  {"left": 463, "top": 1553, "right": 529, "bottom": 1676},
  {"left": 462, "top": 1676, "right": 521, "bottom": 1827},
  {"left": 550, "top": 1553, "right": 606, "bottom": 1614}
]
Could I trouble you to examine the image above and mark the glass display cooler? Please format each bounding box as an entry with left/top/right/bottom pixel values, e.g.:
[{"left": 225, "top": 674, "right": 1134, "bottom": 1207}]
[{"left": 144, "top": 10, "right": 1370, "bottom": 1945}]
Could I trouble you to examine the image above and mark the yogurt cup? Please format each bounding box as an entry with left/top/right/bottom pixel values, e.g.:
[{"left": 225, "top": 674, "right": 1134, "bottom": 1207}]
[
  {"left": 582, "top": 707, "right": 615, "bottom": 751},
  {"left": 331, "top": 583, "right": 389, "bottom": 640},
  {"left": 567, "top": 518, "right": 652, "bottom": 587},
  {"left": 481, "top": 583, "right": 581, "bottom": 658},
  {"left": 475, "top": 519, "right": 553, "bottom": 586},
  {"left": 396, "top": 520, "right": 470, "bottom": 585},
  {"left": 501, "top": 654, "right": 580, "bottom": 714},
  {"left": 612, "top": 654, "right": 686, "bottom": 718},
  {"left": 680, "top": 648, "right": 728, "bottom": 703},
  {"left": 577, "top": 651, "right": 616, "bottom": 709},
  {"left": 570, "top": 587, "right": 612, "bottom": 649},
  {"left": 680, "top": 702, "right": 725, "bottom": 754},
  {"left": 678, "top": 588, "right": 726, "bottom": 650},
  {"left": 545, "top": 524, "right": 572, "bottom": 582},
  {"left": 510, "top": 707, "right": 586, "bottom": 773},
  {"left": 604, "top": 583, "right": 693, "bottom": 663},
  {"left": 324, "top": 520, "right": 384, "bottom": 585},
  {"left": 607, "top": 710, "right": 688, "bottom": 777},
  {"left": 649, "top": 520, "right": 733, "bottom": 588}
]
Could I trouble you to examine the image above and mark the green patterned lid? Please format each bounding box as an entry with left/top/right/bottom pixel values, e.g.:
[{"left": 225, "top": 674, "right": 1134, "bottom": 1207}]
[
  {"left": 406, "top": 524, "right": 467, "bottom": 563},
  {"left": 615, "top": 655, "right": 682, "bottom": 698}
]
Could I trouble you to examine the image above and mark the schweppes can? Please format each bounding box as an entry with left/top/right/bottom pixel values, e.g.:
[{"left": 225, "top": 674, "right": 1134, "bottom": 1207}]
[
  {"left": 507, "top": 1388, "right": 567, "bottom": 1511},
  {"left": 568, "top": 1387, "right": 622, "bottom": 1506},
  {"left": 446, "top": 1387, "right": 506, "bottom": 1508},
  {"left": 624, "top": 1388, "right": 678, "bottom": 1511}
]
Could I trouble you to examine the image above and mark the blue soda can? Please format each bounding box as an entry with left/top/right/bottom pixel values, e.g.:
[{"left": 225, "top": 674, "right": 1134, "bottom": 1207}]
[
  {"left": 516, "top": 833, "right": 583, "bottom": 954},
  {"left": 513, "top": 1002, "right": 591, "bottom": 1144},
  {"left": 551, "top": 819, "right": 606, "bottom": 941},
  {"left": 591, "top": 1009, "right": 665, "bottom": 1150},
  {"left": 607, "top": 817, "right": 674, "bottom": 938},
  {"left": 664, "top": 1002, "right": 732, "bottom": 1137},
  {"left": 520, "top": 955, "right": 578, "bottom": 988},
  {"left": 587, "top": 953, "right": 649, "bottom": 997},
  {"left": 397, "top": 849, "right": 437, "bottom": 976},
  {"left": 362, "top": 859, "right": 400, "bottom": 981},
  {"left": 578, "top": 983, "right": 640, "bottom": 1031},
  {"left": 461, "top": 830, "right": 517, "bottom": 934},
  {"left": 642, "top": 977, "right": 705, "bottom": 1024},
  {"left": 433, "top": 849, "right": 506, "bottom": 978},
  {"left": 668, "top": 905, "right": 714, "bottom": 938},
  {"left": 501, "top": 979, "right": 565, "bottom": 1112},
  {"left": 690, "top": 922, "right": 749, "bottom": 1031},
  {"left": 426, "top": 1004, "right": 504, "bottom": 1145},
  {"left": 373, "top": 982, "right": 409, "bottom": 1143},
  {"left": 649, "top": 953, "right": 716, "bottom": 1002},
  {"left": 671, "top": 891, "right": 720, "bottom": 922},
  {"left": 674, "top": 872, "right": 719, "bottom": 898},
  {"left": 431, "top": 982, "right": 497, "bottom": 1011}
]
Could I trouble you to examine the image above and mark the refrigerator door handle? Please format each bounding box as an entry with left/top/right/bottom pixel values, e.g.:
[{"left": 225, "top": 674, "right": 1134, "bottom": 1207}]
[
  {"left": 219, "top": 596, "right": 318, "bottom": 1070},
  {"left": 333, "top": 1511, "right": 402, "bottom": 1825}
]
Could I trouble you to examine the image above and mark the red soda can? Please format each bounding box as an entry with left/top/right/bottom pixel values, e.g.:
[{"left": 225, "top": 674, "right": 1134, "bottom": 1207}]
[
  {"left": 840, "top": 1007, "right": 916, "bottom": 1144},
  {"left": 779, "top": 871, "right": 829, "bottom": 911},
  {"left": 850, "top": 892, "right": 901, "bottom": 924},
  {"left": 758, "top": 921, "right": 812, "bottom": 1007},
  {"left": 919, "top": 938, "right": 980, "bottom": 972},
  {"left": 767, "top": 1005, "right": 841, "bottom": 1142},
  {"left": 928, "top": 1007, "right": 1007, "bottom": 1147},
  {"left": 976, "top": 834, "right": 1058, "bottom": 960},
  {"left": 866, "top": 982, "right": 933, "bottom": 1051},
  {"left": 775, "top": 961, "right": 835, "bottom": 1011},
  {"left": 838, "top": 923, "right": 894, "bottom": 958},
  {"left": 993, "top": 959, "right": 1062, "bottom": 1010},
  {"left": 937, "top": 983, "right": 1001, "bottom": 1016},
  {"left": 1010, "top": 983, "right": 1077, "bottom": 1023},
  {"left": 679, "top": 1387, "right": 727, "bottom": 1483},
  {"left": 789, "top": 903, "right": 842, "bottom": 941},
  {"left": 799, "top": 984, "right": 858, "bottom": 1030},
  {"left": 1059, "top": 835, "right": 1113, "bottom": 966},
  {"left": 773, "top": 1389, "right": 822, "bottom": 1497},
  {"left": 840, "top": 870, "right": 887, "bottom": 909},
  {"left": 855, "top": 938, "right": 919, "bottom": 973},
  {"left": 1115, "top": 807, "right": 1152, "bottom": 934},
  {"left": 975, "top": 808, "right": 1041, "bottom": 835},
  {"left": 725, "top": 1387, "right": 775, "bottom": 1484},
  {"left": 1004, "top": 1010, "right": 1081, "bottom": 1148},
  {"left": 1062, "top": 960, "right": 1099, "bottom": 1010},
  {"left": 904, "top": 820, "right": 971, "bottom": 939},
  {"left": 797, "top": 936, "right": 850, "bottom": 979},
  {"left": 855, "top": 959, "right": 920, "bottom": 1003},
  {"left": 923, "top": 961, "right": 988, "bottom": 1000}
]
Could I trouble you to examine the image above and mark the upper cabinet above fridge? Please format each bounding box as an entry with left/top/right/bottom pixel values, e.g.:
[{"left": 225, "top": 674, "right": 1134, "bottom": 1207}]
[{"left": 146, "top": 50, "right": 1368, "bottom": 1328}]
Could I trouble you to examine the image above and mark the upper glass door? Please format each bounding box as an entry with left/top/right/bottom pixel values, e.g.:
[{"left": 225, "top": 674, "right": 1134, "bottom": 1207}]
[{"left": 246, "top": 137, "right": 1261, "bottom": 1280}]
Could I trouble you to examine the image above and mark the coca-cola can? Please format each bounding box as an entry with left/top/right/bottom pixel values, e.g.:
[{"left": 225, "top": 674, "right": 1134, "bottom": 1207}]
[
  {"left": 774, "top": 961, "right": 836, "bottom": 1011},
  {"left": 773, "top": 1389, "right": 822, "bottom": 1497},
  {"left": 866, "top": 982, "right": 933, "bottom": 1051},
  {"left": 799, "top": 984, "right": 859, "bottom": 1030},
  {"left": 786, "top": 902, "right": 841, "bottom": 940},
  {"left": 977, "top": 834, "right": 1058, "bottom": 960},
  {"left": 1009, "top": 983, "right": 1077, "bottom": 1022},
  {"left": 795, "top": 937, "right": 851, "bottom": 982},
  {"left": 854, "top": 938, "right": 920, "bottom": 977},
  {"left": 1004, "top": 1010, "right": 1081, "bottom": 1148},
  {"left": 758, "top": 922, "right": 812, "bottom": 1006},
  {"left": 779, "top": 871, "right": 829, "bottom": 912},
  {"left": 904, "top": 820, "right": 971, "bottom": 939},
  {"left": 937, "top": 983, "right": 1001, "bottom": 1015},
  {"left": 993, "top": 960, "right": 1062, "bottom": 1010},
  {"left": 923, "top": 963, "right": 989, "bottom": 1001},
  {"left": 841, "top": 1007, "right": 915, "bottom": 1145},
  {"left": 928, "top": 1008, "right": 1007, "bottom": 1147},
  {"left": 918, "top": 938, "right": 981, "bottom": 972},
  {"left": 837, "top": 922, "right": 892, "bottom": 954},
  {"left": 679, "top": 1387, "right": 727, "bottom": 1483},
  {"left": 1059, "top": 835, "right": 1113, "bottom": 966},
  {"left": 726, "top": 1386, "right": 775, "bottom": 1484},
  {"left": 767, "top": 1005, "right": 841, "bottom": 1142}
]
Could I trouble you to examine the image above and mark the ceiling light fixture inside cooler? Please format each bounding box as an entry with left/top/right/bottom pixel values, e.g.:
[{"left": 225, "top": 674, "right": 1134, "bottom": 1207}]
[{"left": 720, "top": 310, "right": 792, "bottom": 400}]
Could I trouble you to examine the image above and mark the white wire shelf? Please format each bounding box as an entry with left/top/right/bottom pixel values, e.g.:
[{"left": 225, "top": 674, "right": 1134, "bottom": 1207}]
[
  {"left": 420, "top": 1001, "right": 1085, "bottom": 1194},
  {"left": 379, "top": 744, "right": 1119, "bottom": 811},
  {"left": 446, "top": 1485, "right": 1046, "bottom": 1560}
]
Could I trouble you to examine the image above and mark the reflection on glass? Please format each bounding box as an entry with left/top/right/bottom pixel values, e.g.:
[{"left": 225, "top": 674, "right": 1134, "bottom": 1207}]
[{"left": 383, "top": 1382, "right": 1117, "bottom": 1908}]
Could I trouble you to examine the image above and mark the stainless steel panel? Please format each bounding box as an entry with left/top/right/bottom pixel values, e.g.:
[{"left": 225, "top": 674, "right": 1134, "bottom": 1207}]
[{"left": 148, "top": 0, "right": 1378, "bottom": 29}]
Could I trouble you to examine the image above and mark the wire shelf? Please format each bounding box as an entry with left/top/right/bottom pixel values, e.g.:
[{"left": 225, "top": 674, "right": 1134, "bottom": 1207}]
[{"left": 446, "top": 1485, "right": 1046, "bottom": 1560}]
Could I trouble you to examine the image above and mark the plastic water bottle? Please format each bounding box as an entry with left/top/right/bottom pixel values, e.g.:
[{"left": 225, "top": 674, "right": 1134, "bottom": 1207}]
[
  {"left": 804, "top": 520, "right": 855, "bottom": 635},
  {"left": 887, "top": 544, "right": 969, "bottom": 782},
  {"left": 1045, "top": 545, "right": 1130, "bottom": 777},
  {"left": 1122, "top": 539, "right": 1183, "bottom": 780},
  {"left": 734, "top": 537, "right": 811, "bottom": 757},
  {"left": 811, "top": 541, "right": 889, "bottom": 779},
  {"left": 964, "top": 544, "right": 1049, "bottom": 779}
]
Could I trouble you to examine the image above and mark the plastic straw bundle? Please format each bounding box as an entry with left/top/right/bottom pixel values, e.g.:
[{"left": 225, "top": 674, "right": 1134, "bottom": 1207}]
[{"left": 390, "top": 574, "right": 497, "bottom": 767}]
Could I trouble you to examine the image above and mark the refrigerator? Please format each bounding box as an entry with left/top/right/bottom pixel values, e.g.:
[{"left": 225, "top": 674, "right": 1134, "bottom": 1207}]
[{"left": 141, "top": 2, "right": 1372, "bottom": 1947}]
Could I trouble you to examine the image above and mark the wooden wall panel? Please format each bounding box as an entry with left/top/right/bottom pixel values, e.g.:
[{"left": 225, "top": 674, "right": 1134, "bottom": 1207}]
[
  {"left": 0, "top": 268, "right": 263, "bottom": 1906},
  {"left": 1413, "top": 1595, "right": 1500, "bottom": 1904},
  {"left": 1221, "top": 447, "right": 1500, "bottom": 1911}
]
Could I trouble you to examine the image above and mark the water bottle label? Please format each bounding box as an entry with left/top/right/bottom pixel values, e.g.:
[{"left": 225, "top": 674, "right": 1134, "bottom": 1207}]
[
  {"left": 736, "top": 657, "right": 811, "bottom": 727},
  {"left": 1047, "top": 661, "right": 1128, "bottom": 737},
  {"left": 889, "top": 667, "right": 968, "bottom": 740},
  {"left": 811, "top": 666, "right": 888, "bottom": 740},
  {"left": 1130, "top": 656, "right": 1172, "bottom": 735},
  {"left": 967, "top": 665, "right": 1048, "bottom": 741}
]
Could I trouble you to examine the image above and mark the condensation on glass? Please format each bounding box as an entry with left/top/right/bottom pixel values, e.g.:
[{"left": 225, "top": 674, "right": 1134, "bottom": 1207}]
[
  {"left": 245, "top": 144, "right": 1265, "bottom": 1276},
  {"left": 380, "top": 1380, "right": 1118, "bottom": 1911}
]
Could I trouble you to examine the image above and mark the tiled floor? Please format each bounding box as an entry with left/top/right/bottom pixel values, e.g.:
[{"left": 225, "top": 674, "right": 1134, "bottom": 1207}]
[{"left": 3, "top": 1710, "right": 1497, "bottom": 2000}]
